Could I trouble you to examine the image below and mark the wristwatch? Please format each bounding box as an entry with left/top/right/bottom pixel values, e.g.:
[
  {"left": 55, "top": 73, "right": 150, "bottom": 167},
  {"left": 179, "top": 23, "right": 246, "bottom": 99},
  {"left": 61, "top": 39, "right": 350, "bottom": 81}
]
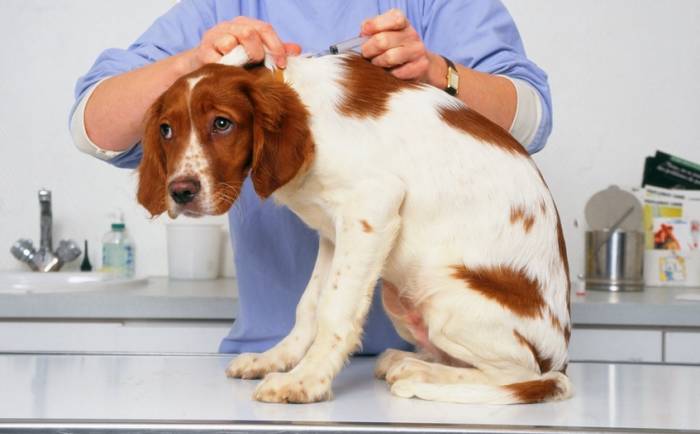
[{"left": 441, "top": 55, "right": 460, "bottom": 96}]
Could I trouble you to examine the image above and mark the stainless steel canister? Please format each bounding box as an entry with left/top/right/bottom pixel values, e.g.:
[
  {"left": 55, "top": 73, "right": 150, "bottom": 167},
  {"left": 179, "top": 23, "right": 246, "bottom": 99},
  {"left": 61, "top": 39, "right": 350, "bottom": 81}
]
[{"left": 584, "top": 230, "right": 644, "bottom": 291}]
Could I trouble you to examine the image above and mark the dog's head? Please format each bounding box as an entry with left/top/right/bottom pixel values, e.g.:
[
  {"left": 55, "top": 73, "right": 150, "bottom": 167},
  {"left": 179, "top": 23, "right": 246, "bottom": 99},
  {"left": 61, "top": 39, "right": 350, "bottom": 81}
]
[{"left": 137, "top": 63, "right": 313, "bottom": 218}]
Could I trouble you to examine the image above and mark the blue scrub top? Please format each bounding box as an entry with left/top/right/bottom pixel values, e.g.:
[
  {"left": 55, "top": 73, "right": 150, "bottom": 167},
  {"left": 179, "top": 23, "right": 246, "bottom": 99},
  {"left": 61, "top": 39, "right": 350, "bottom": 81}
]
[{"left": 72, "top": 0, "right": 552, "bottom": 355}]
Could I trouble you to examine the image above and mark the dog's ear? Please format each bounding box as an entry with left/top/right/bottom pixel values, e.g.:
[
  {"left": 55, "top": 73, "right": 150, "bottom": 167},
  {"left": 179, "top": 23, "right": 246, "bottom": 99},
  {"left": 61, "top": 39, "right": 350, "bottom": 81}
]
[
  {"left": 137, "top": 98, "right": 168, "bottom": 217},
  {"left": 245, "top": 74, "right": 314, "bottom": 199}
]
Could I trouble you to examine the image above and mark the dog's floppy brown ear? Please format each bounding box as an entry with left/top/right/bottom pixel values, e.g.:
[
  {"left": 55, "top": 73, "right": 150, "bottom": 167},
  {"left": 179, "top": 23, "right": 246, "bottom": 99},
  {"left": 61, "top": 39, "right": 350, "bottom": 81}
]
[
  {"left": 137, "top": 99, "right": 168, "bottom": 217},
  {"left": 246, "top": 74, "right": 314, "bottom": 199}
]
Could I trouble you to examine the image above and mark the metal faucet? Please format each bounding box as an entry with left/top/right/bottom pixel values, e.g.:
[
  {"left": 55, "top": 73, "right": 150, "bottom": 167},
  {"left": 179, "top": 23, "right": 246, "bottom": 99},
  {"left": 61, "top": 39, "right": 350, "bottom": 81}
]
[{"left": 10, "top": 189, "right": 81, "bottom": 272}]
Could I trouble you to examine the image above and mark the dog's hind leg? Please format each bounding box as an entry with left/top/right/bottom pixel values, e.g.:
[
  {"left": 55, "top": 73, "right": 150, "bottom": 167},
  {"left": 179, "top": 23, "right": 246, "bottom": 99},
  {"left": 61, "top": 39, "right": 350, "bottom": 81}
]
[
  {"left": 391, "top": 369, "right": 571, "bottom": 404},
  {"left": 226, "top": 237, "right": 334, "bottom": 379},
  {"left": 383, "top": 356, "right": 491, "bottom": 386},
  {"left": 388, "top": 297, "right": 572, "bottom": 404},
  {"left": 374, "top": 349, "right": 433, "bottom": 379}
]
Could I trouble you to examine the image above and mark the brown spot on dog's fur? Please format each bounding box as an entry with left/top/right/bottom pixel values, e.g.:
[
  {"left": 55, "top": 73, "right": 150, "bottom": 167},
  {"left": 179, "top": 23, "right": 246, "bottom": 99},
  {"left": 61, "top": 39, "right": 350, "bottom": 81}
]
[
  {"left": 547, "top": 308, "right": 571, "bottom": 347},
  {"left": 524, "top": 215, "right": 535, "bottom": 232},
  {"left": 510, "top": 207, "right": 524, "bottom": 223},
  {"left": 510, "top": 206, "right": 535, "bottom": 233},
  {"left": 539, "top": 200, "right": 547, "bottom": 215},
  {"left": 439, "top": 106, "right": 529, "bottom": 156},
  {"left": 360, "top": 219, "right": 373, "bottom": 233},
  {"left": 337, "top": 54, "right": 418, "bottom": 118},
  {"left": 334, "top": 334, "right": 342, "bottom": 342},
  {"left": 451, "top": 265, "right": 545, "bottom": 318},
  {"left": 513, "top": 330, "right": 551, "bottom": 374},
  {"left": 505, "top": 379, "right": 562, "bottom": 404}
]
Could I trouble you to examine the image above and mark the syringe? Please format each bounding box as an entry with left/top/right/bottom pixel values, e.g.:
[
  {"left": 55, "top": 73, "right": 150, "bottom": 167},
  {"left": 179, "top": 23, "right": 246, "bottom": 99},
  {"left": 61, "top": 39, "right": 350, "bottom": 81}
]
[{"left": 310, "top": 35, "right": 369, "bottom": 57}]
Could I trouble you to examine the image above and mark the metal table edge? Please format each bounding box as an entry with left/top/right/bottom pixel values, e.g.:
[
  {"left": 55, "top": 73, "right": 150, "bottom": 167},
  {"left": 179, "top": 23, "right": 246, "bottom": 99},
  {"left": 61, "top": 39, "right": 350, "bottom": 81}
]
[{"left": 0, "top": 419, "right": 693, "bottom": 434}]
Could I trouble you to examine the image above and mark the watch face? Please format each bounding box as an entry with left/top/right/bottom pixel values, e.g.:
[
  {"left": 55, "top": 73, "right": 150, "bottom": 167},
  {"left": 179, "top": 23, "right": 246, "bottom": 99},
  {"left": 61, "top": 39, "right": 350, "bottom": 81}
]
[
  {"left": 441, "top": 55, "right": 459, "bottom": 96},
  {"left": 447, "top": 68, "right": 459, "bottom": 95}
]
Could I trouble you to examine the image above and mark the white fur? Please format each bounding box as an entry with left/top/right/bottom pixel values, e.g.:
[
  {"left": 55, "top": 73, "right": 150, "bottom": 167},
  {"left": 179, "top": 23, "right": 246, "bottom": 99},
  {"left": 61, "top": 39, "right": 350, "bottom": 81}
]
[
  {"left": 219, "top": 45, "right": 276, "bottom": 70},
  {"left": 218, "top": 45, "right": 249, "bottom": 67},
  {"left": 212, "top": 51, "right": 570, "bottom": 404},
  {"left": 168, "top": 74, "right": 216, "bottom": 216}
]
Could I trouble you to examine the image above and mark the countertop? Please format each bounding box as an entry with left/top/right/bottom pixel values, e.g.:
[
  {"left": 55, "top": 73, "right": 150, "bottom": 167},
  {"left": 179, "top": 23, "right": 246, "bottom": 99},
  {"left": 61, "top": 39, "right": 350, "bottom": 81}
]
[
  {"left": 1, "top": 276, "right": 700, "bottom": 328},
  {"left": 0, "top": 354, "right": 698, "bottom": 433},
  {"left": 572, "top": 286, "right": 700, "bottom": 327},
  {"left": 0, "top": 277, "right": 238, "bottom": 320}
]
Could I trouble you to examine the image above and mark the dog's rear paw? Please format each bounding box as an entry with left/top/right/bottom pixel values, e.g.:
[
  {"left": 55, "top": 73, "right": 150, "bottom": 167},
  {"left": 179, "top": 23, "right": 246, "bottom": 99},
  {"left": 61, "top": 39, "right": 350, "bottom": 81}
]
[
  {"left": 254, "top": 371, "right": 332, "bottom": 404},
  {"left": 375, "top": 349, "right": 419, "bottom": 379},
  {"left": 390, "top": 379, "right": 418, "bottom": 399},
  {"left": 385, "top": 357, "right": 430, "bottom": 385},
  {"left": 225, "top": 353, "right": 290, "bottom": 379}
]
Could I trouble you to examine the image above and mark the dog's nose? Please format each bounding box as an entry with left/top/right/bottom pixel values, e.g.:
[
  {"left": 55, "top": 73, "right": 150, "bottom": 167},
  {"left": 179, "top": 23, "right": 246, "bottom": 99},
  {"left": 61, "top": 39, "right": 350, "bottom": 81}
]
[{"left": 169, "top": 178, "right": 201, "bottom": 205}]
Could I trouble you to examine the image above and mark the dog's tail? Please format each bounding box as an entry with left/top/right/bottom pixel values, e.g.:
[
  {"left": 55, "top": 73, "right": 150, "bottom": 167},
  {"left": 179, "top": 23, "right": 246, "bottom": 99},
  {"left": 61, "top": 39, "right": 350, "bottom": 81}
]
[{"left": 391, "top": 370, "right": 572, "bottom": 404}]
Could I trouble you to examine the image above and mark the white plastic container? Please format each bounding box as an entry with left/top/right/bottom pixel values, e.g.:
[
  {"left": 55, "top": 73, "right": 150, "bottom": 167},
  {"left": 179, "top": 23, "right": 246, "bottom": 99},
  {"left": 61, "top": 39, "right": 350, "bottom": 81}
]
[
  {"left": 167, "top": 224, "right": 222, "bottom": 280},
  {"left": 102, "top": 223, "right": 135, "bottom": 277}
]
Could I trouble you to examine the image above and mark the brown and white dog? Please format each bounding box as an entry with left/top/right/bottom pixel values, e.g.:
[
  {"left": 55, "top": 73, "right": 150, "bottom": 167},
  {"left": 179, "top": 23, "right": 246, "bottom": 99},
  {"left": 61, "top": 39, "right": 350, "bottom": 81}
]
[{"left": 137, "top": 46, "right": 572, "bottom": 404}]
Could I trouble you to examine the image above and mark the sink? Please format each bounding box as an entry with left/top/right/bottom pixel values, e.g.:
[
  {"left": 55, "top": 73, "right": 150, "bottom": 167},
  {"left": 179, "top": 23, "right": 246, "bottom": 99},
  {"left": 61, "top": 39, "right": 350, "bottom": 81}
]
[{"left": 0, "top": 272, "right": 147, "bottom": 294}]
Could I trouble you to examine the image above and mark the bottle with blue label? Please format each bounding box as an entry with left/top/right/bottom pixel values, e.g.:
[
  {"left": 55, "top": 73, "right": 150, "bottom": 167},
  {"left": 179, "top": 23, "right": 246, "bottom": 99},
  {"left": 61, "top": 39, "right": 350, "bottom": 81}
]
[{"left": 102, "top": 219, "right": 134, "bottom": 278}]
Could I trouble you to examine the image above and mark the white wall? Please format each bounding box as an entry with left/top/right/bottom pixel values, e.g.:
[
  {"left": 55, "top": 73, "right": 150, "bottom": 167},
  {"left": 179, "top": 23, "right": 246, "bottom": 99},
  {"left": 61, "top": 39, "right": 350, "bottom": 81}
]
[
  {"left": 503, "top": 0, "right": 700, "bottom": 280},
  {"left": 1, "top": 1, "right": 699, "bottom": 281},
  {"left": 0, "top": 0, "right": 234, "bottom": 276}
]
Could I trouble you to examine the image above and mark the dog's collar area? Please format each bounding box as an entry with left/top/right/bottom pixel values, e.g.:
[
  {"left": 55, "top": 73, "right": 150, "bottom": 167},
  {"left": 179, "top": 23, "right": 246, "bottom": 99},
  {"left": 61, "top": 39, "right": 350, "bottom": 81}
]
[
  {"left": 271, "top": 68, "right": 284, "bottom": 83},
  {"left": 243, "top": 62, "right": 285, "bottom": 83}
]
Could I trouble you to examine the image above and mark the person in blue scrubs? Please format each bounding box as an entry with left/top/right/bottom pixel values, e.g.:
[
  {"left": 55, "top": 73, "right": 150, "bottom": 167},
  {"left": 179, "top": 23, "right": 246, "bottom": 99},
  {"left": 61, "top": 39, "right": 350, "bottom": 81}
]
[{"left": 70, "top": 1, "right": 552, "bottom": 355}]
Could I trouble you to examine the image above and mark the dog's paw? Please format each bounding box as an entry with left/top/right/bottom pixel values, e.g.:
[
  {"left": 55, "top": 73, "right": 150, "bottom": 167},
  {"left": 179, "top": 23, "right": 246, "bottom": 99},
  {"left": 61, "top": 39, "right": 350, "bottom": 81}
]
[
  {"left": 253, "top": 371, "right": 332, "bottom": 403},
  {"left": 390, "top": 379, "right": 418, "bottom": 399},
  {"left": 225, "top": 352, "right": 290, "bottom": 379},
  {"left": 385, "top": 357, "right": 430, "bottom": 385},
  {"left": 375, "top": 349, "right": 418, "bottom": 379}
]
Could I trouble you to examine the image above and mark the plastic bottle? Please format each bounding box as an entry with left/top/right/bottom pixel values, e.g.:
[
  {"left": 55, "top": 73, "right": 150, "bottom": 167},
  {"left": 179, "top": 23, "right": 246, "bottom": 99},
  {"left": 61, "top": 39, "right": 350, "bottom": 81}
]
[{"left": 102, "top": 221, "right": 135, "bottom": 277}]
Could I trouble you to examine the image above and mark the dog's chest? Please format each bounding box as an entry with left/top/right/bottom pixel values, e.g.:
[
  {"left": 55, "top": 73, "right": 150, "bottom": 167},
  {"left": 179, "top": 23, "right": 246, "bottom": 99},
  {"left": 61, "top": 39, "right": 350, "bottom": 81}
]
[{"left": 274, "top": 180, "right": 338, "bottom": 241}]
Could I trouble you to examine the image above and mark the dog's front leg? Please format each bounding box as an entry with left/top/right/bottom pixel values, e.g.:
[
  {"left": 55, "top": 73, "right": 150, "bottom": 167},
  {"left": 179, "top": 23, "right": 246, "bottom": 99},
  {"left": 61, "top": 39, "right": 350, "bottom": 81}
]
[
  {"left": 254, "top": 178, "right": 405, "bottom": 403},
  {"left": 226, "top": 237, "right": 334, "bottom": 379}
]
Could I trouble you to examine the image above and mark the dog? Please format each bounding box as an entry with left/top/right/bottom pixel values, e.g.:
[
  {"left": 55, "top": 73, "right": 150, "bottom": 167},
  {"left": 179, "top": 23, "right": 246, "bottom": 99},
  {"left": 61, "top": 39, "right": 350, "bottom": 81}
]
[{"left": 136, "top": 46, "right": 572, "bottom": 404}]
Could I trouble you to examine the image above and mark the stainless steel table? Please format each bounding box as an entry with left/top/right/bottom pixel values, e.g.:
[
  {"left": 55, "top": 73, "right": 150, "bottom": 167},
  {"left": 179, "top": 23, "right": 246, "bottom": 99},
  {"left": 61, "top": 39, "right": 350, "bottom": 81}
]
[{"left": 1, "top": 353, "right": 698, "bottom": 433}]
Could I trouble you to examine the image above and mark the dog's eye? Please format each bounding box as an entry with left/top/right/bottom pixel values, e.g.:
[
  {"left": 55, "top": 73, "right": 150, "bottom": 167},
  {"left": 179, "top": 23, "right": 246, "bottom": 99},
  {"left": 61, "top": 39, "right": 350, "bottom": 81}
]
[
  {"left": 160, "top": 124, "right": 173, "bottom": 140},
  {"left": 212, "top": 117, "right": 234, "bottom": 134}
]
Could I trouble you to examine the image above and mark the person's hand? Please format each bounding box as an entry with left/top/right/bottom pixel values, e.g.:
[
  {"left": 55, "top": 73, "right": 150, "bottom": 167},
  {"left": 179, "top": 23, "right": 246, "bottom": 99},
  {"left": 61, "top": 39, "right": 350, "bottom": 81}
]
[
  {"left": 192, "top": 17, "right": 301, "bottom": 69},
  {"left": 360, "top": 9, "right": 447, "bottom": 87}
]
